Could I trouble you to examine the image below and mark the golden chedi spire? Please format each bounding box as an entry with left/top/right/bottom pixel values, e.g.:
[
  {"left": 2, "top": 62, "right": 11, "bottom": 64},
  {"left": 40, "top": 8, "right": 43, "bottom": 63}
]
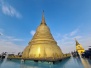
[
  {"left": 22, "top": 11, "right": 63, "bottom": 61},
  {"left": 41, "top": 10, "right": 46, "bottom": 25},
  {"left": 75, "top": 39, "right": 85, "bottom": 54},
  {"left": 75, "top": 39, "right": 80, "bottom": 46}
]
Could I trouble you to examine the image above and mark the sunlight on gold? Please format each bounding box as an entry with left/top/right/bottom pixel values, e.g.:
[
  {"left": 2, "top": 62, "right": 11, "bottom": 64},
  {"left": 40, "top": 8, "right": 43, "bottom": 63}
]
[{"left": 38, "top": 47, "right": 40, "bottom": 54}]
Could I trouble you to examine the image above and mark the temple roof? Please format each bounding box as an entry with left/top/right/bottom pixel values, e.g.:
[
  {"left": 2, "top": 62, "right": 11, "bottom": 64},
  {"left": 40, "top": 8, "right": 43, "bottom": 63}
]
[{"left": 75, "top": 39, "right": 85, "bottom": 52}]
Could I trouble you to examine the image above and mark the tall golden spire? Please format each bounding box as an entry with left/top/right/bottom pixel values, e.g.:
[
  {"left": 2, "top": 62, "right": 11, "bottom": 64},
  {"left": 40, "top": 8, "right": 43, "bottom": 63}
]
[{"left": 41, "top": 10, "right": 46, "bottom": 25}]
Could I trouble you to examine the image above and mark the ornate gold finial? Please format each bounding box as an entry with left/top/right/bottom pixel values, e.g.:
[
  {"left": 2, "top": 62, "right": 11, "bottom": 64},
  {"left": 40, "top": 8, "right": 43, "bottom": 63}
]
[
  {"left": 41, "top": 10, "right": 46, "bottom": 25},
  {"left": 75, "top": 38, "right": 80, "bottom": 45}
]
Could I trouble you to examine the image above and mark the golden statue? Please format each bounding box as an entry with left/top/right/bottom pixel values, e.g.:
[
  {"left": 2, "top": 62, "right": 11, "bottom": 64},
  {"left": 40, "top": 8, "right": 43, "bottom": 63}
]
[
  {"left": 75, "top": 39, "right": 85, "bottom": 54},
  {"left": 22, "top": 11, "right": 63, "bottom": 61}
]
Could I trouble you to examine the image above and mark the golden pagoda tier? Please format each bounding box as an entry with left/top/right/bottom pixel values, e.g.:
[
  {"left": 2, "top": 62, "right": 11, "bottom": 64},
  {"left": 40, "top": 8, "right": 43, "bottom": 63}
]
[{"left": 22, "top": 12, "right": 64, "bottom": 61}]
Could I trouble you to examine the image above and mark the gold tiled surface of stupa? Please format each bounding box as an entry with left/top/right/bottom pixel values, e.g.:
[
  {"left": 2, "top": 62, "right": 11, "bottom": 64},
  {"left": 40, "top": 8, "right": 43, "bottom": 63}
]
[{"left": 22, "top": 12, "right": 63, "bottom": 60}]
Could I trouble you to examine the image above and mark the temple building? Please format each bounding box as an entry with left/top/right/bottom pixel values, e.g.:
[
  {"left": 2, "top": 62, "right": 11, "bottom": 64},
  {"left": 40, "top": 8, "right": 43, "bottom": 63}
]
[
  {"left": 75, "top": 39, "right": 85, "bottom": 54},
  {"left": 22, "top": 12, "right": 64, "bottom": 61}
]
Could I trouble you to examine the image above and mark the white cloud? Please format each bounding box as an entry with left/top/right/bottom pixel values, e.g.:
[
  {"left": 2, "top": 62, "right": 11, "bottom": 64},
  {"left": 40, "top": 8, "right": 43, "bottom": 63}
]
[
  {"left": 0, "top": 29, "right": 25, "bottom": 54},
  {"left": 57, "top": 33, "right": 91, "bottom": 53},
  {"left": 5, "top": 36, "right": 24, "bottom": 42},
  {"left": 0, "top": 28, "right": 4, "bottom": 36},
  {"left": 54, "top": 28, "right": 91, "bottom": 53},
  {"left": 0, "top": 32, "right": 3, "bottom": 36},
  {"left": 0, "top": 28, "right": 4, "bottom": 32},
  {"left": 11, "top": 38, "right": 24, "bottom": 41},
  {"left": 0, "top": 0, "right": 22, "bottom": 18},
  {"left": 73, "top": 36, "right": 82, "bottom": 39},
  {"left": 30, "top": 30, "right": 35, "bottom": 36},
  {"left": 70, "top": 29, "right": 79, "bottom": 36},
  {"left": 0, "top": 40, "right": 25, "bottom": 54}
]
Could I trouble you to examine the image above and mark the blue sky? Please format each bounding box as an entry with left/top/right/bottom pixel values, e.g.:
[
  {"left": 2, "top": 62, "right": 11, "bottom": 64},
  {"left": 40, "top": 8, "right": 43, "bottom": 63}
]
[{"left": 0, "top": 0, "right": 91, "bottom": 53}]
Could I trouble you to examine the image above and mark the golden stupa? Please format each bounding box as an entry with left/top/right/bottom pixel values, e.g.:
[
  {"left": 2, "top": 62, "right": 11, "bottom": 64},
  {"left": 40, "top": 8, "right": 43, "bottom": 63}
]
[
  {"left": 22, "top": 12, "right": 63, "bottom": 61},
  {"left": 75, "top": 39, "right": 85, "bottom": 54}
]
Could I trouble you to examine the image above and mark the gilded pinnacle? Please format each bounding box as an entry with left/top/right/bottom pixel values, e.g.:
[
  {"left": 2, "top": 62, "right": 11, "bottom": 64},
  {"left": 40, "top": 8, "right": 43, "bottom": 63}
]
[{"left": 41, "top": 10, "right": 46, "bottom": 25}]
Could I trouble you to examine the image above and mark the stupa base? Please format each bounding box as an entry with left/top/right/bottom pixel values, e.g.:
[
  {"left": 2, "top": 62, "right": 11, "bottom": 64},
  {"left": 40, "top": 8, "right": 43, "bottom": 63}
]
[{"left": 7, "top": 55, "right": 71, "bottom": 64}]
